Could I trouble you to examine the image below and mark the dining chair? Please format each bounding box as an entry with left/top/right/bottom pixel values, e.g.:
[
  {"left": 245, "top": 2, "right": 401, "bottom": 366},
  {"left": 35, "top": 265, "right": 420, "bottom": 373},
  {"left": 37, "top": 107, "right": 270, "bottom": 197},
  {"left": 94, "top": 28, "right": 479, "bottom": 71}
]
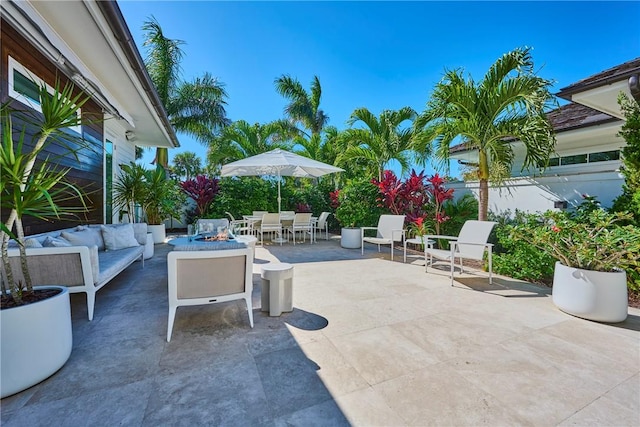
[
  {"left": 314, "top": 212, "right": 331, "bottom": 241},
  {"left": 259, "top": 213, "right": 283, "bottom": 245},
  {"left": 286, "top": 213, "right": 313, "bottom": 245}
]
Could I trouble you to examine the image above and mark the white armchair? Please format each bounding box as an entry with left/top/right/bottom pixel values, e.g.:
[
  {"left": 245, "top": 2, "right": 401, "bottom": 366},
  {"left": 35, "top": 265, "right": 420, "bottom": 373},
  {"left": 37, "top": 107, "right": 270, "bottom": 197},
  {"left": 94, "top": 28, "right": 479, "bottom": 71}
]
[
  {"left": 424, "top": 220, "right": 497, "bottom": 286},
  {"left": 361, "top": 215, "right": 406, "bottom": 261},
  {"left": 166, "top": 248, "right": 254, "bottom": 342}
]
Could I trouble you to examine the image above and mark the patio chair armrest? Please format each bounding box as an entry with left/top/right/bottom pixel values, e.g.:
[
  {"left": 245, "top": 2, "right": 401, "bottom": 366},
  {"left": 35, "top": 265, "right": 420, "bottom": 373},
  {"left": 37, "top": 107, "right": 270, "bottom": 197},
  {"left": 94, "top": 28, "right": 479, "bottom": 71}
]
[
  {"left": 453, "top": 241, "right": 494, "bottom": 248},
  {"left": 392, "top": 229, "right": 405, "bottom": 240},
  {"left": 360, "top": 227, "right": 377, "bottom": 231},
  {"left": 424, "top": 234, "right": 458, "bottom": 241}
]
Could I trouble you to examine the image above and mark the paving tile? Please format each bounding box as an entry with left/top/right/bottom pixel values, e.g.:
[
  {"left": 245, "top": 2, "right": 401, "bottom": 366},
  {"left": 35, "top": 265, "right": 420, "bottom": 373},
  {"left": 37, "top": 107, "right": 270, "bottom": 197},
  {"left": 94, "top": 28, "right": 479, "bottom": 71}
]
[
  {"left": 254, "top": 347, "right": 333, "bottom": 418},
  {"left": 558, "top": 394, "right": 640, "bottom": 426},
  {"left": 273, "top": 399, "right": 350, "bottom": 427},
  {"left": 27, "top": 336, "right": 165, "bottom": 405},
  {"left": 4, "top": 379, "right": 152, "bottom": 426},
  {"left": 334, "top": 386, "right": 404, "bottom": 426},
  {"left": 373, "top": 364, "right": 530, "bottom": 426},
  {"left": 330, "top": 325, "right": 439, "bottom": 385},
  {"left": 298, "top": 338, "right": 369, "bottom": 397},
  {"left": 144, "top": 358, "right": 271, "bottom": 426}
]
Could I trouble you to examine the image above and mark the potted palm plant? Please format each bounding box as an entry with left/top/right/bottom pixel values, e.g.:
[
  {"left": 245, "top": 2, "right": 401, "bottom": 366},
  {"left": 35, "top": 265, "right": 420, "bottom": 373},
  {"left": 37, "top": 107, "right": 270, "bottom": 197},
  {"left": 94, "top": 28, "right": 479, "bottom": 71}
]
[
  {"left": 513, "top": 202, "right": 640, "bottom": 323},
  {"left": 140, "top": 167, "right": 183, "bottom": 243},
  {"left": 0, "top": 82, "right": 89, "bottom": 397}
]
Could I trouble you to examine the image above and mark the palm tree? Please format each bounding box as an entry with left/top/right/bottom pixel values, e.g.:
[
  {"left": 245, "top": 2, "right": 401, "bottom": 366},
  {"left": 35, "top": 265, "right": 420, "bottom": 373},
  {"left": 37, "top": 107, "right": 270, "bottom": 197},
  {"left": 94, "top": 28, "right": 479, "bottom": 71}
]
[
  {"left": 171, "top": 151, "right": 202, "bottom": 180},
  {"left": 142, "top": 17, "right": 229, "bottom": 173},
  {"left": 207, "top": 119, "right": 298, "bottom": 168},
  {"left": 274, "top": 75, "right": 328, "bottom": 137},
  {"left": 415, "top": 47, "right": 556, "bottom": 221},
  {"left": 341, "top": 107, "right": 423, "bottom": 181}
]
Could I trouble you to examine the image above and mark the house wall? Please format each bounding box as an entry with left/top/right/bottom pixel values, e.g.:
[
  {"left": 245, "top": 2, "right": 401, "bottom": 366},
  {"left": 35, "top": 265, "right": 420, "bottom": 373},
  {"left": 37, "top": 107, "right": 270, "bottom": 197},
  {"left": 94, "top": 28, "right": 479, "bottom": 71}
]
[
  {"left": 449, "top": 170, "right": 623, "bottom": 215},
  {"left": 1, "top": 19, "right": 104, "bottom": 234}
]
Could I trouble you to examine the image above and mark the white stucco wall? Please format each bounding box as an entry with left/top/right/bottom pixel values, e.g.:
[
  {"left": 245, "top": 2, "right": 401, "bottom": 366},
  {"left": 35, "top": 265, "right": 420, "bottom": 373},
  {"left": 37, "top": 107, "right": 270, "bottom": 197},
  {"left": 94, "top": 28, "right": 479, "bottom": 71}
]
[{"left": 449, "top": 169, "right": 624, "bottom": 215}]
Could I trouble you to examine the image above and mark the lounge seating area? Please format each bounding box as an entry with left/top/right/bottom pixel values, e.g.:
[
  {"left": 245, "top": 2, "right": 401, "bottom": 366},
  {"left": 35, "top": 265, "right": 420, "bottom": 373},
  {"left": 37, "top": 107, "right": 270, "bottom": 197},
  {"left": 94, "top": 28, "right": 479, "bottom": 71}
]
[
  {"left": 2, "top": 236, "right": 638, "bottom": 426},
  {"left": 4, "top": 223, "right": 149, "bottom": 320}
]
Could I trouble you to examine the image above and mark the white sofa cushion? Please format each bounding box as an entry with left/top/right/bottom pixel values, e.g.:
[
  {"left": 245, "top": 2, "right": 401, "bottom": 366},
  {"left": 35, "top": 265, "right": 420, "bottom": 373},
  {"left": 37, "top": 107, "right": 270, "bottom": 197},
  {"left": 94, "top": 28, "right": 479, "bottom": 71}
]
[
  {"left": 43, "top": 236, "right": 72, "bottom": 247},
  {"left": 101, "top": 224, "right": 140, "bottom": 251},
  {"left": 62, "top": 229, "right": 105, "bottom": 251}
]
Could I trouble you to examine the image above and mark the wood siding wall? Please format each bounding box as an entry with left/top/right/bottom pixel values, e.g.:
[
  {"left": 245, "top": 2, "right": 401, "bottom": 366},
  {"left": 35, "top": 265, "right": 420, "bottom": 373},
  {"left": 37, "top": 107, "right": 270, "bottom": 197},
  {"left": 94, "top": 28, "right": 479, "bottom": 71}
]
[{"left": 1, "top": 19, "right": 104, "bottom": 234}]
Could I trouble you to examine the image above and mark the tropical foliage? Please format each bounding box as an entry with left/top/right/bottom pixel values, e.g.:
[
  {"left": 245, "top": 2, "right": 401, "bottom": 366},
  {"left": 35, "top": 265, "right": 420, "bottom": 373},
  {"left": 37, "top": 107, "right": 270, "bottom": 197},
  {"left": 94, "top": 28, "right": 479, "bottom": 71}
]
[
  {"left": 171, "top": 151, "right": 202, "bottom": 180},
  {"left": 341, "top": 107, "right": 425, "bottom": 181},
  {"left": 275, "top": 74, "right": 328, "bottom": 137},
  {"left": 180, "top": 175, "right": 220, "bottom": 217},
  {"left": 1, "top": 82, "right": 89, "bottom": 302},
  {"left": 611, "top": 93, "right": 640, "bottom": 224},
  {"left": 142, "top": 17, "right": 229, "bottom": 172},
  {"left": 415, "top": 47, "right": 556, "bottom": 221}
]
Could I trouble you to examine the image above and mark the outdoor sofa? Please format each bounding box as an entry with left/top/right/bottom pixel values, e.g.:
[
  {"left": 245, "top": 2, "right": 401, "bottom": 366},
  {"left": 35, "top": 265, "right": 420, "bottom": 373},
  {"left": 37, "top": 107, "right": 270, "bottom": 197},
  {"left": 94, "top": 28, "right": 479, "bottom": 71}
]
[{"left": 4, "top": 223, "right": 148, "bottom": 320}]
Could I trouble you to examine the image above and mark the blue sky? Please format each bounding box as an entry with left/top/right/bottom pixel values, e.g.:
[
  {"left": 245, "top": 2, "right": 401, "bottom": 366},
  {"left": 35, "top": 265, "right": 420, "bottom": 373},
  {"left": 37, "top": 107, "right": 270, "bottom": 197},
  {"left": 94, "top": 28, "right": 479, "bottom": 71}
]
[{"left": 119, "top": 1, "right": 640, "bottom": 178}]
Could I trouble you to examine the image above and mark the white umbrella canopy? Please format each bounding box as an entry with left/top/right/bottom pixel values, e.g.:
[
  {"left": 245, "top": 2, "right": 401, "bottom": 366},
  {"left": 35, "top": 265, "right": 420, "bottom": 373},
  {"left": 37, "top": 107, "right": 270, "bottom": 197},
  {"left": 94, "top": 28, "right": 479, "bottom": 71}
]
[{"left": 220, "top": 149, "right": 344, "bottom": 212}]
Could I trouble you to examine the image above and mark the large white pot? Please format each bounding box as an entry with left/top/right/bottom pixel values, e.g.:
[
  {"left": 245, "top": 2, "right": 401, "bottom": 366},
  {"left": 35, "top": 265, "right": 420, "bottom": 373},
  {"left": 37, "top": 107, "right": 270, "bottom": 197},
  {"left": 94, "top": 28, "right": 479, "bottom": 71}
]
[
  {"left": 1, "top": 286, "right": 72, "bottom": 398},
  {"left": 148, "top": 224, "right": 166, "bottom": 244},
  {"left": 341, "top": 227, "right": 361, "bottom": 249},
  {"left": 552, "top": 262, "right": 628, "bottom": 323}
]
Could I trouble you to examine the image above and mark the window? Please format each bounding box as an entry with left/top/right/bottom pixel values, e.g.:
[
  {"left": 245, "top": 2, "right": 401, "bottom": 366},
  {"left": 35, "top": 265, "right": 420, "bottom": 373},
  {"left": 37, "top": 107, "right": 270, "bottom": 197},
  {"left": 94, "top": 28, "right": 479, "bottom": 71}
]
[
  {"left": 541, "top": 149, "right": 620, "bottom": 170},
  {"left": 8, "top": 56, "right": 81, "bottom": 134},
  {"left": 560, "top": 154, "right": 588, "bottom": 165},
  {"left": 589, "top": 150, "right": 620, "bottom": 163}
]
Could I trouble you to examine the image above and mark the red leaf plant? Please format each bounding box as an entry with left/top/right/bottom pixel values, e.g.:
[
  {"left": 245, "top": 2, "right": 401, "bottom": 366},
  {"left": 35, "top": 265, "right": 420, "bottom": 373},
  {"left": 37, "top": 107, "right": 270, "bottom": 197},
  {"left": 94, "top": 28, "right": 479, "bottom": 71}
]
[
  {"left": 425, "top": 173, "right": 454, "bottom": 234},
  {"left": 180, "top": 175, "right": 220, "bottom": 216},
  {"left": 372, "top": 169, "right": 429, "bottom": 223},
  {"left": 329, "top": 189, "right": 341, "bottom": 209}
]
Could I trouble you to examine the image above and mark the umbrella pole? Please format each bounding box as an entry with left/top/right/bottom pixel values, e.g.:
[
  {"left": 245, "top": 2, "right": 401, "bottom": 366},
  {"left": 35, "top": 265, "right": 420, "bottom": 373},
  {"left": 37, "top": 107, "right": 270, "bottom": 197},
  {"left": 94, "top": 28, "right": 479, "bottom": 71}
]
[{"left": 277, "top": 171, "right": 282, "bottom": 213}]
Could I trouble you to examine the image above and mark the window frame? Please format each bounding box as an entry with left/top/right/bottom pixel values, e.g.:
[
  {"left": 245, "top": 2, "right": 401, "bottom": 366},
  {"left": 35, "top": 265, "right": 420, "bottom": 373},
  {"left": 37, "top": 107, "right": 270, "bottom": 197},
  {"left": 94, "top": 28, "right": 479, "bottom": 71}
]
[{"left": 8, "top": 56, "right": 82, "bottom": 134}]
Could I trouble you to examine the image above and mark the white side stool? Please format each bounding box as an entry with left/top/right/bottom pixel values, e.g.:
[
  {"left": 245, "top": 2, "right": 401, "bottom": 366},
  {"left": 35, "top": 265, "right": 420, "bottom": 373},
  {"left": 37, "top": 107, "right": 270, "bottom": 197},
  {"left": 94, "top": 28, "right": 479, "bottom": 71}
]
[
  {"left": 143, "top": 232, "right": 154, "bottom": 260},
  {"left": 261, "top": 263, "right": 294, "bottom": 316}
]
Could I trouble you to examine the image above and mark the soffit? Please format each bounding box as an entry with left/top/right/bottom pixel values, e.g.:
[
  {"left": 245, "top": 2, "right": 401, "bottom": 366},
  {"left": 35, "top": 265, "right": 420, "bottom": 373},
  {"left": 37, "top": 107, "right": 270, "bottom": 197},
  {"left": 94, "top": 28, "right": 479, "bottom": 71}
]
[{"left": 7, "top": 0, "right": 176, "bottom": 148}]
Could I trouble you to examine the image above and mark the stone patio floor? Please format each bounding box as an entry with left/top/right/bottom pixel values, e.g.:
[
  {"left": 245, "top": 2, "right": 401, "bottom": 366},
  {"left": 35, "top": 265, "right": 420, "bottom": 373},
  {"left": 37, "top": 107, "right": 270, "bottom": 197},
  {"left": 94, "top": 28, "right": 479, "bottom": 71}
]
[{"left": 1, "top": 234, "right": 639, "bottom": 426}]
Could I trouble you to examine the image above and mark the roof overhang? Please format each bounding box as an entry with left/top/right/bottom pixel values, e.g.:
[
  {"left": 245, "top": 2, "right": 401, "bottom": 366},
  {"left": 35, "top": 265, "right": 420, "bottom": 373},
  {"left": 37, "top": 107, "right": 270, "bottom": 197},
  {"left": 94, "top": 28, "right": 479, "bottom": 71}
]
[
  {"left": 2, "top": 0, "right": 179, "bottom": 148},
  {"left": 566, "top": 80, "right": 633, "bottom": 120}
]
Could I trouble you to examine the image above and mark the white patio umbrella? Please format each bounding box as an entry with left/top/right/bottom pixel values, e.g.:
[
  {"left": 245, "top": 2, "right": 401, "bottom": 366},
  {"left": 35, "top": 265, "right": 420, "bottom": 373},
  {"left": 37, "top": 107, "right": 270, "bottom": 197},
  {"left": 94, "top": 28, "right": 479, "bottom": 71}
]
[{"left": 220, "top": 149, "right": 344, "bottom": 212}]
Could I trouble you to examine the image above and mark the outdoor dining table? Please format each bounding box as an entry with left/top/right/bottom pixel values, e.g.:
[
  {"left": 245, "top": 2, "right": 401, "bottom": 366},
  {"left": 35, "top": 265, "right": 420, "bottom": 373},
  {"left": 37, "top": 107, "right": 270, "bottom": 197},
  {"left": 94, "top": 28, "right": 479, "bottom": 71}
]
[{"left": 241, "top": 214, "right": 318, "bottom": 243}]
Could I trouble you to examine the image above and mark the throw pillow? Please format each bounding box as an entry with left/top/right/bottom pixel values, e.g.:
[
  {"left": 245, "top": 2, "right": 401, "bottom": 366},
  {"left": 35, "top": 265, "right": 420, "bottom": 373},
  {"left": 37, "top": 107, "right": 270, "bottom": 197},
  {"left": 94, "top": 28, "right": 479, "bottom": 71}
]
[
  {"left": 101, "top": 224, "right": 140, "bottom": 251},
  {"left": 43, "top": 236, "right": 72, "bottom": 248},
  {"left": 24, "top": 238, "right": 43, "bottom": 248},
  {"left": 62, "top": 228, "right": 105, "bottom": 251}
]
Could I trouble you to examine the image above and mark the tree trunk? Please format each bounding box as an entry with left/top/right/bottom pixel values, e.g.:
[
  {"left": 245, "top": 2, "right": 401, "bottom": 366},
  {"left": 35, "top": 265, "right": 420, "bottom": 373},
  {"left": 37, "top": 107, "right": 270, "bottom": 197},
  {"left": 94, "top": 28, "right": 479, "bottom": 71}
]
[{"left": 478, "top": 178, "right": 489, "bottom": 221}]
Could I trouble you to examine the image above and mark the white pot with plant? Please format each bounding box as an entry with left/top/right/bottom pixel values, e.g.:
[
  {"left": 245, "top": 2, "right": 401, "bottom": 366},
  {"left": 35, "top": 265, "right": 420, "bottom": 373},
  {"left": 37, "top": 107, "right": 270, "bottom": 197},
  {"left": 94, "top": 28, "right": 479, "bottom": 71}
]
[
  {"left": 0, "top": 82, "right": 89, "bottom": 397},
  {"left": 516, "top": 202, "right": 640, "bottom": 323}
]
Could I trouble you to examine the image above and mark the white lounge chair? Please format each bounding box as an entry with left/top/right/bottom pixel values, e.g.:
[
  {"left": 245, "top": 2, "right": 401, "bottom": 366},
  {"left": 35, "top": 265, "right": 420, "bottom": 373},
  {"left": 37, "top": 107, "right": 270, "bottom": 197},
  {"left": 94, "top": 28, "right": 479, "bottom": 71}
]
[
  {"left": 424, "top": 220, "right": 497, "bottom": 286},
  {"left": 166, "top": 248, "right": 254, "bottom": 342},
  {"left": 361, "top": 215, "right": 406, "bottom": 261}
]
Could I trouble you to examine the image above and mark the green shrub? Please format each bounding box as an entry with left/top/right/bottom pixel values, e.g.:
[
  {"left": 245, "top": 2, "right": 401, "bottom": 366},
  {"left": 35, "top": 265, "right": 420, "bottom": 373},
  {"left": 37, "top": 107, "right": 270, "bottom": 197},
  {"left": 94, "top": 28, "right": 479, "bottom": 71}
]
[
  {"left": 491, "top": 211, "right": 556, "bottom": 285},
  {"left": 335, "top": 178, "right": 384, "bottom": 227}
]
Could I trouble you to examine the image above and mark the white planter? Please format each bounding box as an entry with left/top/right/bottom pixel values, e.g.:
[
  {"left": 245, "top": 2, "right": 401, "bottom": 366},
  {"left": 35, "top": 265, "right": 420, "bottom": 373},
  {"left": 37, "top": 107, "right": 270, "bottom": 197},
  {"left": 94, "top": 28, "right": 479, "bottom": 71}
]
[
  {"left": 143, "top": 232, "right": 154, "bottom": 260},
  {"left": 1, "top": 286, "right": 72, "bottom": 398},
  {"left": 148, "top": 224, "right": 166, "bottom": 244},
  {"left": 341, "top": 227, "right": 361, "bottom": 249},
  {"left": 552, "top": 262, "right": 628, "bottom": 323}
]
